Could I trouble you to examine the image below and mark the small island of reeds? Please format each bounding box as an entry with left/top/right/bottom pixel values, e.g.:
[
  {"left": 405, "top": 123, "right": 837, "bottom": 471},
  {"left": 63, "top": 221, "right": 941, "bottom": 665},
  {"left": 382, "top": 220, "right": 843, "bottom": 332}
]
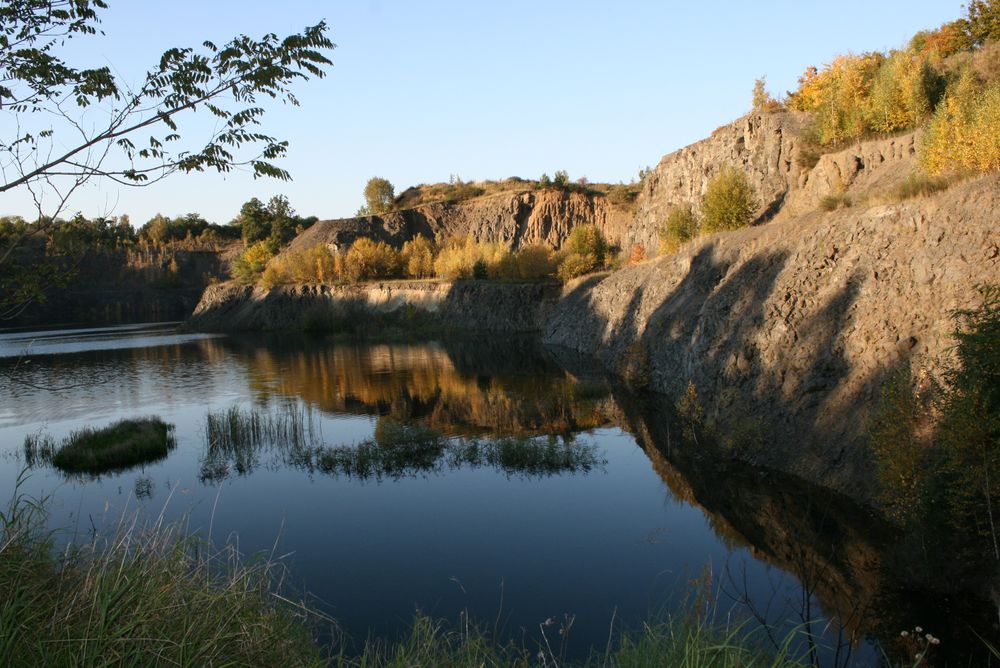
[{"left": 25, "top": 417, "right": 176, "bottom": 475}]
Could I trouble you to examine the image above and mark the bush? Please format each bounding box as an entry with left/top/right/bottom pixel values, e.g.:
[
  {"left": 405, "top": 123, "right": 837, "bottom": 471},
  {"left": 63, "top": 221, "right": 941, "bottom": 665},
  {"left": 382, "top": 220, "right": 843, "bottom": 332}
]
[
  {"left": 556, "top": 224, "right": 609, "bottom": 280},
  {"left": 260, "top": 244, "right": 337, "bottom": 288},
  {"left": 400, "top": 236, "right": 437, "bottom": 278},
  {"left": 556, "top": 252, "right": 598, "bottom": 281},
  {"left": 567, "top": 224, "right": 608, "bottom": 266},
  {"left": 606, "top": 183, "right": 639, "bottom": 209},
  {"left": 232, "top": 240, "right": 275, "bottom": 285},
  {"left": 627, "top": 244, "right": 646, "bottom": 265},
  {"left": 552, "top": 170, "right": 569, "bottom": 187},
  {"left": 700, "top": 169, "right": 758, "bottom": 233},
  {"left": 433, "top": 237, "right": 508, "bottom": 280},
  {"left": 342, "top": 238, "right": 401, "bottom": 282},
  {"left": 658, "top": 205, "right": 699, "bottom": 254},
  {"left": 495, "top": 244, "right": 558, "bottom": 280}
]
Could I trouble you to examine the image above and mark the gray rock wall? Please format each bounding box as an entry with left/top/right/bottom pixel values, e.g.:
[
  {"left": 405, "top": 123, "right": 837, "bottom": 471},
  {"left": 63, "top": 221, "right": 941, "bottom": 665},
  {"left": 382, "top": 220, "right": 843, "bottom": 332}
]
[{"left": 544, "top": 174, "right": 1000, "bottom": 501}]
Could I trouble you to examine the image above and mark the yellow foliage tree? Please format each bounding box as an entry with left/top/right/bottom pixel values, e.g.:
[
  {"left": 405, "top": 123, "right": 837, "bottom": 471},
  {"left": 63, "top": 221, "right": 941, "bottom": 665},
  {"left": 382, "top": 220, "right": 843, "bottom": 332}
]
[
  {"left": 922, "top": 72, "right": 1000, "bottom": 174},
  {"left": 400, "top": 236, "right": 437, "bottom": 278}
]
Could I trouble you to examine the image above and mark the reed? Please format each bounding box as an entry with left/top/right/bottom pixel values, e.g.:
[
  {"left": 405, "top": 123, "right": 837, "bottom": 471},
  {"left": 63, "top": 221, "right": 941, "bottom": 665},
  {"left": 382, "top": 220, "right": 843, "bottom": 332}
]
[{"left": 202, "top": 403, "right": 320, "bottom": 479}]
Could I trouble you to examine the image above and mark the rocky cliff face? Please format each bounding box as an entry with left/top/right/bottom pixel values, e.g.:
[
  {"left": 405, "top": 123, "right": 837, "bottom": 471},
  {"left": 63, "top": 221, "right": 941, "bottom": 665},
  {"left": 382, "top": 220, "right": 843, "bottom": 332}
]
[
  {"left": 289, "top": 188, "right": 634, "bottom": 253},
  {"left": 544, "top": 174, "right": 1000, "bottom": 501},
  {"left": 625, "top": 111, "right": 924, "bottom": 252},
  {"left": 626, "top": 111, "right": 810, "bottom": 252}
]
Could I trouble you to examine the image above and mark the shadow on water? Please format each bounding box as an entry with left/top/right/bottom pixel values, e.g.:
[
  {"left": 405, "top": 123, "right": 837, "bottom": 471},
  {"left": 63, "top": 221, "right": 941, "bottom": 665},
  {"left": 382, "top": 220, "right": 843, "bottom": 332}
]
[{"left": 594, "top": 375, "right": 1000, "bottom": 668}]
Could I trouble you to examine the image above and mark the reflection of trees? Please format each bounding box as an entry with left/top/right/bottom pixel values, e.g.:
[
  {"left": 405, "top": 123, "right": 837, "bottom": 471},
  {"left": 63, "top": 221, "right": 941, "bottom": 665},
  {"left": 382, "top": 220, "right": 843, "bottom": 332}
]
[
  {"left": 228, "top": 337, "right": 610, "bottom": 437},
  {"left": 199, "top": 410, "right": 606, "bottom": 483}
]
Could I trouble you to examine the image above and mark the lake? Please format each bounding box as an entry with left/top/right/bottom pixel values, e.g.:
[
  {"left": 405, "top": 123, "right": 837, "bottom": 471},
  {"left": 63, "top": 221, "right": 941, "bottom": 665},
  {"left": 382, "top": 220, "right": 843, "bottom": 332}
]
[{"left": 0, "top": 323, "right": 978, "bottom": 665}]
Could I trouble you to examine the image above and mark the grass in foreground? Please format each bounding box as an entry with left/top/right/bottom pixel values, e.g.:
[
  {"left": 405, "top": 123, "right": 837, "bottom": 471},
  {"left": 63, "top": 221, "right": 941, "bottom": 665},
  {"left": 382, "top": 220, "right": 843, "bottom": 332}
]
[
  {"left": 0, "top": 475, "right": 326, "bottom": 667},
  {"left": 25, "top": 417, "right": 176, "bottom": 475},
  {"left": 2, "top": 476, "right": 951, "bottom": 667}
]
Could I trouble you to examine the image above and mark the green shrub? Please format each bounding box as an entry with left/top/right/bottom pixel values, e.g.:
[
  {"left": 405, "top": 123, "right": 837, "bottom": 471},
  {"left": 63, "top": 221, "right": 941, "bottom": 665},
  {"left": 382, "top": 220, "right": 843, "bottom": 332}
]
[
  {"left": 606, "top": 183, "right": 639, "bottom": 209},
  {"left": 342, "top": 238, "right": 401, "bottom": 282},
  {"left": 556, "top": 224, "right": 609, "bottom": 280},
  {"left": 700, "top": 168, "right": 758, "bottom": 233},
  {"left": 567, "top": 224, "right": 608, "bottom": 266},
  {"left": 658, "top": 205, "right": 699, "bottom": 254}
]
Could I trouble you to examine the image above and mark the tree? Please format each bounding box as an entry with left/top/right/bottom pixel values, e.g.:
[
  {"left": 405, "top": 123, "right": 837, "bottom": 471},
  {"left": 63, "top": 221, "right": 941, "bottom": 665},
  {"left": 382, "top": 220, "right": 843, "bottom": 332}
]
[
  {"left": 553, "top": 170, "right": 570, "bottom": 187},
  {"left": 363, "top": 177, "right": 395, "bottom": 214},
  {"left": 965, "top": 0, "right": 1000, "bottom": 46},
  {"left": 235, "top": 197, "right": 270, "bottom": 245},
  {"left": 752, "top": 76, "right": 777, "bottom": 112},
  {"left": 0, "top": 1, "right": 334, "bottom": 314}
]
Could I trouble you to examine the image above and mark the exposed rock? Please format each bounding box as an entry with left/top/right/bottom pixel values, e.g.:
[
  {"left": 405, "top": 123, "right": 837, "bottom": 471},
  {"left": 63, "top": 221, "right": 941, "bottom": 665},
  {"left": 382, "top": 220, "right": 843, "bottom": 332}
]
[
  {"left": 289, "top": 188, "right": 633, "bottom": 253},
  {"left": 626, "top": 111, "right": 811, "bottom": 252},
  {"left": 544, "top": 174, "right": 1000, "bottom": 501}
]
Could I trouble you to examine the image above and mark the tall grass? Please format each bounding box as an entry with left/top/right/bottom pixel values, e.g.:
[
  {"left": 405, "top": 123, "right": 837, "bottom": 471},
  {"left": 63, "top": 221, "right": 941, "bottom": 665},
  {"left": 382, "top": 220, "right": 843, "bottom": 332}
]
[
  {"left": 202, "top": 403, "right": 320, "bottom": 479},
  {"left": 0, "top": 473, "right": 328, "bottom": 667}
]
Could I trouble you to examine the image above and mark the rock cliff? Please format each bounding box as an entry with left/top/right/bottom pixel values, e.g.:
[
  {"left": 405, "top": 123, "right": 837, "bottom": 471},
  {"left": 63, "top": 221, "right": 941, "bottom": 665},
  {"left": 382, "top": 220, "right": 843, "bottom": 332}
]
[
  {"left": 290, "top": 188, "right": 634, "bottom": 253},
  {"left": 544, "top": 174, "right": 1000, "bottom": 500}
]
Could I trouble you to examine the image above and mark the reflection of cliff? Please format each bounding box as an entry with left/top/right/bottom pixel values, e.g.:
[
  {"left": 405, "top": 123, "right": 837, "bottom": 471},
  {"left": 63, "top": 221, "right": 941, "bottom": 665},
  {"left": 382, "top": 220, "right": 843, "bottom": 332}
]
[
  {"left": 227, "top": 336, "right": 610, "bottom": 437},
  {"left": 614, "top": 388, "right": 997, "bottom": 666}
]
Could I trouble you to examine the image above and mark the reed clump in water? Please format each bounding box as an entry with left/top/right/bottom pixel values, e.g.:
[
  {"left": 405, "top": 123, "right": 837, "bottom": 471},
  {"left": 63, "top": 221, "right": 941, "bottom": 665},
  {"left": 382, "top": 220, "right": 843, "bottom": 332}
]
[
  {"left": 202, "top": 403, "right": 319, "bottom": 479},
  {"left": 26, "top": 417, "right": 176, "bottom": 475}
]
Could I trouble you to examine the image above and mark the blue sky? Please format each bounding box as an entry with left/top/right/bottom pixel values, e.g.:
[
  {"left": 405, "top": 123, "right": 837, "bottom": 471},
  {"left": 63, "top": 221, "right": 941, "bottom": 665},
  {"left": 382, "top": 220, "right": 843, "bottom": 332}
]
[{"left": 3, "top": 1, "right": 966, "bottom": 225}]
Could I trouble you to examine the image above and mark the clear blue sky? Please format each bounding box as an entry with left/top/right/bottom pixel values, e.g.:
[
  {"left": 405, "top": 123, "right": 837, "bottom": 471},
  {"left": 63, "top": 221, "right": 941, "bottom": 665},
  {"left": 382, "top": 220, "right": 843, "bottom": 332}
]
[{"left": 3, "top": 0, "right": 966, "bottom": 226}]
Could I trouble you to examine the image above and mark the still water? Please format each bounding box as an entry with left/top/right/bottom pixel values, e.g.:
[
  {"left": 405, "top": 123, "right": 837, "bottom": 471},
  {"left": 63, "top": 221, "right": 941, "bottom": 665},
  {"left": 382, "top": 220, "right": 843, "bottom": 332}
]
[{"left": 0, "top": 324, "right": 889, "bottom": 663}]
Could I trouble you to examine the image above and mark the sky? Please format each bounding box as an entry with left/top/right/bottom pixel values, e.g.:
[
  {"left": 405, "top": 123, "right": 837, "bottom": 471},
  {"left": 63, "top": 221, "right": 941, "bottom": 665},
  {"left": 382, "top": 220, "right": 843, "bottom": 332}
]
[{"left": 2, "top": 0, "right": 967, "bottom": 226}]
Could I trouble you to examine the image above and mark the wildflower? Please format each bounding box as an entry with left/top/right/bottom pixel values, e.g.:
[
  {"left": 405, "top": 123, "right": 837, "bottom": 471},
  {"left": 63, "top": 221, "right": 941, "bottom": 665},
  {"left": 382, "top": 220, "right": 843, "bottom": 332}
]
[
  {"left": 915, "top": 626, "right": 923, "bottom": 633},
  {"left": 931, "top": 637, "right": 941, "bottom": 645},
  {"left": 900, "top": 631, "right": 909, "bottom": 637}
]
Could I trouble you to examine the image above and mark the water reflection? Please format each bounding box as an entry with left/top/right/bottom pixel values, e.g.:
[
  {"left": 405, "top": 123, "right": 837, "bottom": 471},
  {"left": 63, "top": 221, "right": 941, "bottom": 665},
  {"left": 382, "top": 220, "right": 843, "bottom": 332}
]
[
  {"left": 1, "top": 326, "right": 995, "bottom": 665},
  {"left": 604, "top": 384, "right": 999, "bottom": 667}
]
